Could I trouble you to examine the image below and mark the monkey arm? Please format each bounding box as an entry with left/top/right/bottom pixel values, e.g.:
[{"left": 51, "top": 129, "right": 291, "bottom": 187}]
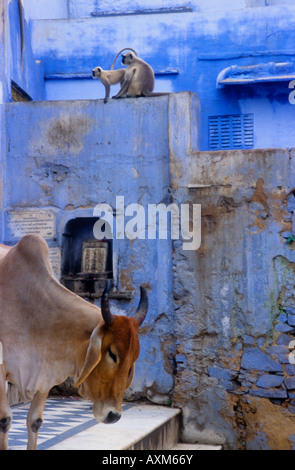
[
  {"left": 112, "top": 81, "right": 130, "bottom": 99},
  {"left": 94, "top": 70, "right": 126, "bottom": 102},
  {"left": 104, "top": 83, "right": 111, "bottom": 103},
  {"left": 99, "top": 77, "right": 111, "bottom": 103},
  {"left": 112, "top": 69, "right": 135, "bottom": 99}
]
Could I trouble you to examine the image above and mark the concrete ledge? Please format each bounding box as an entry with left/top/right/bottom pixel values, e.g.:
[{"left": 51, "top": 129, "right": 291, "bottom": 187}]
[
  {"left": 172, "top": 443, "right": 222, "bottom": 451},
  {"left": 47, "top": 403, "right": 181, "bottom": 450},
  {"left": 10, "top": 398, "right": 181, "bottom": 450},
  {"left": 10, "top": 397, "right": 223, "bottom": 450}
]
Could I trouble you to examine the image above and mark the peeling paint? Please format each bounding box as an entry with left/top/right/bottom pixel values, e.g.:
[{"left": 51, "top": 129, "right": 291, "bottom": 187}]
[
  {"left": 30, "top": 111, "right": 93, "bottom": 156},
  {"left": 3, "top": 92, "right": 295, "bottom": 448},
  {"left": 173, "top": 147, "right": 295, "bottom": 449}
]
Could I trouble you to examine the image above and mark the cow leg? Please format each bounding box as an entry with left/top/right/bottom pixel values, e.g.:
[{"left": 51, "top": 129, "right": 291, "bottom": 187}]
[
  {"left": 26, "top": 391, "right": 48, "bottom": 450},
  {"left": 0, "top": 365, "right": 12, "bottom": 450}
]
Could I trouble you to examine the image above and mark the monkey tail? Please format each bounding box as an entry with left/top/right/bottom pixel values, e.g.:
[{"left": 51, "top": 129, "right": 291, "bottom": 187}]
[{"left": 110, "top": 48, "right": 138, "bottom": 70}]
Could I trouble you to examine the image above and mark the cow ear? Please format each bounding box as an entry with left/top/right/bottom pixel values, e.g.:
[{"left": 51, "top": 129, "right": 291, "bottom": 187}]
[
  {"left": 126, "top": 364, "right": 135, "bottom": 389},
  {"left": 74, "top": 325, "right": 102, "bottom": 388}
]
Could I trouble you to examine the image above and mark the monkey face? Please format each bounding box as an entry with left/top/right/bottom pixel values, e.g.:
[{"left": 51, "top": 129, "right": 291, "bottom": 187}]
[
  {"left": 92, "top": 67, "right": 102, "bottom": 78},
  {"left": 122, "top": 53, "right": 134, "bottom": 65}
]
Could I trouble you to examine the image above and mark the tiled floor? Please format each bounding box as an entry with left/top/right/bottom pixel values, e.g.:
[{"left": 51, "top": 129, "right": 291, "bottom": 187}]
[
  {"left": 8, "top": 397, "right": 221, "bottom": 451},
  {"left": 47, "top": 402, "right": 180, "bottom": 450},
  {"left": 9, "top": 397, "right": 105, "bottom": 450},
  {"left": 8, "top": 397, "right": 182, "bottom": 451}
]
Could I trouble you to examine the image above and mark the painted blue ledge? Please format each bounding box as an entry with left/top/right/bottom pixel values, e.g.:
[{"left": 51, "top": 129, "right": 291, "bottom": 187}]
[
  {"left": 44, "top": 70, "right": 179, "bottom": 80},
  {"left": 217, "top": 61, "right": 295, "bottom": 88},
  {"left": 90, "top": 7, "right": 193, "bottom": 17}
]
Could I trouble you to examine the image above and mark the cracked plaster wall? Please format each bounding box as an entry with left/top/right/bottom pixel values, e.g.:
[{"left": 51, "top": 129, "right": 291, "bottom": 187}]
[
  {"left": 3, "top": 91, "right": 295, "bottom": 449},
  {"left": 4, "top": 94, "right": 184, "bottom": 407},
  {"left": 172, "top": 148, "right": 295, "bottom": 449}
]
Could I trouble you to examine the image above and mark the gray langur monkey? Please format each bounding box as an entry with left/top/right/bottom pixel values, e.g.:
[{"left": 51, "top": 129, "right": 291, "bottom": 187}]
[
  {"left": 92, "top": 66, "right": 125, "bottom": 103},
  {"left": 92, "top": 48, "right": 137, "bottom": 103},
  {"left": 110, "top": 47, "right": 138, "bottom": 71},
  {"left": 112, "top": 52, "right": 169, "bottom": 99}
]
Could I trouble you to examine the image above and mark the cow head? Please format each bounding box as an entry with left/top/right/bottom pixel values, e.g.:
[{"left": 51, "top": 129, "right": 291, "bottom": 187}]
[{"left": 74, "top": 282, "right": 148, "bottom": 424}]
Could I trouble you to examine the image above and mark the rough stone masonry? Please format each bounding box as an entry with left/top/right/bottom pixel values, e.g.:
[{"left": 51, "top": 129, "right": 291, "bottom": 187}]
[
  {"left": 172, "top": 147, "right": 295, "bottom": 449},
  {"left": 3, "top": 94, "right": 295, "bottom": 449}
]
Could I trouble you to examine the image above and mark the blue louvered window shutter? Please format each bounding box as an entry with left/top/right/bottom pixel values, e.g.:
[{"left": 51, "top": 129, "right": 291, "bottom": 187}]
[{"left": 209, "top": 114, "right": 254, "bottom": 150}]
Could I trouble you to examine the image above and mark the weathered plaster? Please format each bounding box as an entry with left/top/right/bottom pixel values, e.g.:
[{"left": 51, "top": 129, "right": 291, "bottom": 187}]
[
  {"left": 172, "top": 147, "right": 295, "bottom": 449},
  {"left": 4, "top": 93, "right": 198, "bottom": 408}
]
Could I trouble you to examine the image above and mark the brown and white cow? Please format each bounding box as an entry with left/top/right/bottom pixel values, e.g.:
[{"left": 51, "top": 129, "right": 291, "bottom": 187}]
[{"left": 0, "top": 234, "right": 148, "bottom": 450}]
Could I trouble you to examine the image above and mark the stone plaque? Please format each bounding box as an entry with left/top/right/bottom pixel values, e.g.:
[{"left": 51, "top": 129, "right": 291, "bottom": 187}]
[
  {"left": 49, "top": 247, "right": 61, "bottom": 280},
  {"left": 7, "top": 210, "right": 56, "bottom": 239},
  {"left": 82, "top": 240, "right": 108, "bottom": 273}
]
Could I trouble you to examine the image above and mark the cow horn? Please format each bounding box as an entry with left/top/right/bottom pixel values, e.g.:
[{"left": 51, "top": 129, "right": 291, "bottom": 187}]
[
  {"left": 133, "top": 286, "right": 148, "bottom": 326},
  {"left": 101, "top": 280, "right": 114, "bottom": 326}
]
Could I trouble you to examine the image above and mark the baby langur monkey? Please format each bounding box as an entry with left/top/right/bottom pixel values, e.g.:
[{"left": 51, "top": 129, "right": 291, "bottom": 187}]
[
  {"left": 112, "top": 51, "right": 169, "bottom": 99},
  {"left": 92, "top": 48, "right": 137, "bottom": 103},
  {"left": 92, "top": 66, "right": 125, "bottom": 103}
]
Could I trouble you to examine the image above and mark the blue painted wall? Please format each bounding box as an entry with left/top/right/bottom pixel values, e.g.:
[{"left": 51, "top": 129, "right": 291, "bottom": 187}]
[
  {"left": 3, "top": 1, "right": 295, "bottom": 149},
  {"left": 19, "top": 0, "right": 295, "bottom": 150},
  {"left": 2, "top": 0, "right": 295, "bottom": 449},
  {"left": 0, "top": 2, "right": 7, "bottom": 242},
  {"left": 3, "top": 94, "right": 199, "bottom": 406},
  {"left": 4, "top": 0, "right": 44, "bottom": 100}
]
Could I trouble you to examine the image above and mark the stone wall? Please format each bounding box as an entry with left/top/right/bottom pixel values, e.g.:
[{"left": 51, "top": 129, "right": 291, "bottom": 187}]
[
  {"left": 28, "top": 1, "right": 295, "bottom": 150},
  {"left": 3, "top": 91, "right": 295, "bottom": 448},
  {"left": 172, "top": 147, "right": 295, "bottom": 449},
  {"left": 3, "top": 92, "right": 200, "bottom": 409}
]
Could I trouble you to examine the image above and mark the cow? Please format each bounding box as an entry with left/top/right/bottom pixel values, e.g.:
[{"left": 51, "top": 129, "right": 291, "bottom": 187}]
[{"left": 0, "top": 234, "right": 148, "bottom": 450}]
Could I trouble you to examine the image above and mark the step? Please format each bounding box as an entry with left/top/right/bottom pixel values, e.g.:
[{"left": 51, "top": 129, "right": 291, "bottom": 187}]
[
  {"left": 9, "top": 397, "right": 223, "bottom": 450},
  {"left": 48, "top": 401, "right": 181, "bottom": 450},
  {"left": 172, "top": 443, "right": 223, "bottom": 451},
  {"left": 8, "top": 397, "right": 180, "bottom": 450}
]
